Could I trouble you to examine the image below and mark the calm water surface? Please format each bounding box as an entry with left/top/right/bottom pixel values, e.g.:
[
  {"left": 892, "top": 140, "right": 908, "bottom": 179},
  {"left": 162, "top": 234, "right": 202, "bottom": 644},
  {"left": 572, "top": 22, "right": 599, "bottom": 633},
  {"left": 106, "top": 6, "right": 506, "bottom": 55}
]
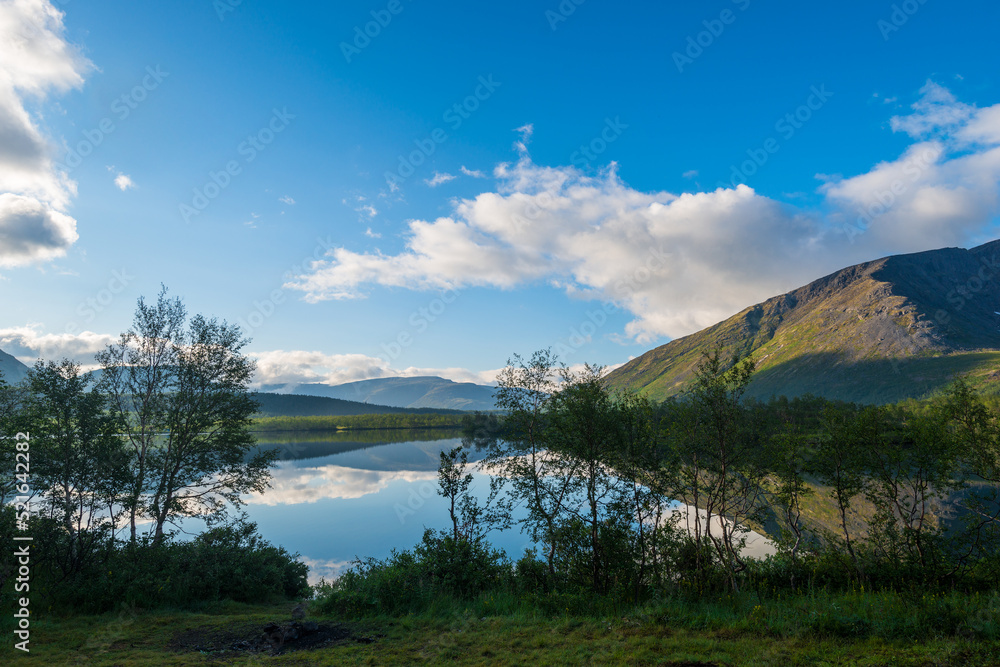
[
  {"left": 245, "top": 430, "right": 773, "bottom": 583},
  {"left": 246, "top": 430, "right": 535, "bottom": 582}
]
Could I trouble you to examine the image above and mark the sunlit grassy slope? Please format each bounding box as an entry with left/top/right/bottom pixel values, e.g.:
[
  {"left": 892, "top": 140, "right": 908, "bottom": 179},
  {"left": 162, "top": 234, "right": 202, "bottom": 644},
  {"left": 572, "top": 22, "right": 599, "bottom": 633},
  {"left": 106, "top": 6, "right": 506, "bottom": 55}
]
[{"left": 607, "top": 240, "right": 1000, "bottom": 404}]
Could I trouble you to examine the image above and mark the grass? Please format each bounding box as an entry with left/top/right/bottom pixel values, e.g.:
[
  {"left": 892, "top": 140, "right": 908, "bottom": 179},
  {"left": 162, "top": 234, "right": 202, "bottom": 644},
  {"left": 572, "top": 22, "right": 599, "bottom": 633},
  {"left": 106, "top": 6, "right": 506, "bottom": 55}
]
[{"left": 4, "top": 591, "right": 1000, "bottom": 665}]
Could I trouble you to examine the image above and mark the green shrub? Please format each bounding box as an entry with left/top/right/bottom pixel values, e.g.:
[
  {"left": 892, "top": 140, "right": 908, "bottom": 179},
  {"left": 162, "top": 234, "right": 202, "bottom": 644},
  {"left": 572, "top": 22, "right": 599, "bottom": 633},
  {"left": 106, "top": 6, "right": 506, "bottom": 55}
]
[
  {"left": 315, "top": 529, "right": 511, "bottom": 616},
  {"left": 16, "top": 519, "right": 308, "bottom": 614}
]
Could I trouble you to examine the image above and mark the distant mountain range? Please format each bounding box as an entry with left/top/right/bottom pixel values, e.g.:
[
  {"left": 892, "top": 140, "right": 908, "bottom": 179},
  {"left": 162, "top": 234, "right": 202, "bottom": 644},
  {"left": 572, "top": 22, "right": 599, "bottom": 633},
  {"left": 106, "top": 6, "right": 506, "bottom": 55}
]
[
  {"left": 606, "top": 240, "right": 1000, "bottom": 404},
  {"left": 0, "top": 349, "right": 29, "bottom": 384},
  {"left": 0, "top": 352, "right": 491, "bottom": 414},
  {"left": 260, "top": 376, "right": 498, "bottom": 411}
]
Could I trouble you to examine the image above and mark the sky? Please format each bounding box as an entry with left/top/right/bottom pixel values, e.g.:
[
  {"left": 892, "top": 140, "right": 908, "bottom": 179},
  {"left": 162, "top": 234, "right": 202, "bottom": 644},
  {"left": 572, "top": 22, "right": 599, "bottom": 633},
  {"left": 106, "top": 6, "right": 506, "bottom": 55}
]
[{"left": 2, "top": 0, "right": 1000, "bottom": 388}]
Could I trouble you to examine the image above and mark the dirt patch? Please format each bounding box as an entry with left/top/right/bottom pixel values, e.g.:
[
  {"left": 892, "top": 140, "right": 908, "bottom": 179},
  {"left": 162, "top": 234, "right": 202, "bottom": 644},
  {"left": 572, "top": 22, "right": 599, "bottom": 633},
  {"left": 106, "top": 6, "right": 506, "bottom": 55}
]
[{"left": 169, "top": 619, "right": 382, "bottom": 656}]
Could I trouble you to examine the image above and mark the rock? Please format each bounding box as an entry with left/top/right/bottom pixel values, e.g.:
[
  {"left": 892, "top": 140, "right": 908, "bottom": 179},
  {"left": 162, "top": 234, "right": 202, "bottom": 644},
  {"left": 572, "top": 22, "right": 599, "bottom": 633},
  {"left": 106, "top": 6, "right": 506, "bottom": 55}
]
[{"left": 262, "top": 622, "right": 284, "bottom": 649}]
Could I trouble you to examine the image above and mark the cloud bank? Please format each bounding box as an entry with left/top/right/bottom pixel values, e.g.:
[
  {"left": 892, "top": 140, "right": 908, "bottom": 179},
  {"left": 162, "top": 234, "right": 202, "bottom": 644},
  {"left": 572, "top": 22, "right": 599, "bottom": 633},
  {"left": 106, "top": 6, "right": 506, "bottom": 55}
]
[
  {"left": 0, "top": 324, "right": 114, "bottom": 368},
  {"left": 253, "top": 348, "right": 499, "bottom": 387}
]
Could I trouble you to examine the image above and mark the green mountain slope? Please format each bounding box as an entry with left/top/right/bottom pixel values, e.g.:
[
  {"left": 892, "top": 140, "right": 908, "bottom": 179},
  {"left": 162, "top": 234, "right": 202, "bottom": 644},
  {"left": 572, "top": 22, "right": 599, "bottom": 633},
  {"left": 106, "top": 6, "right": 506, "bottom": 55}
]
[{"left": 607, "top": 240, "right": 1000, "bottom": 404}]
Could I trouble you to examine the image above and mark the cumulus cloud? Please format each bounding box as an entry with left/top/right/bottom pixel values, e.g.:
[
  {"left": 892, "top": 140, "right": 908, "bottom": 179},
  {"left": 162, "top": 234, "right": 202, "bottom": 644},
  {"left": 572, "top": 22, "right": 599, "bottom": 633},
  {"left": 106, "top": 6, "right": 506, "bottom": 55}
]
[
  {"left": 0, "top": 325, "right": 114, "bottom": 367},
  {"left": 113, "top": 172, "right": 135, "bottom": 191},
  {"left": 822, "top": 80, "right": 1000, "bottom": 253},
  {"left": 246, "top": 462, "right": 438, "bottom": 506},
  {"left": 285, "top": 159, "right": 821, "bottom": 340},
  {"left": 287, "top": 82, "right": 1000, "bottom": 341},
  {"left": 0, "top": 193, "right": 78, "bottom": 267},
  {"left": 253, "top": 350, "right": 391, "bottom": 386},
  {"left": 0, "top": 0, "right": 91, "bottom": 266},
  {"left": 251, "top": 348, "right": 499, "bottom": 387}
]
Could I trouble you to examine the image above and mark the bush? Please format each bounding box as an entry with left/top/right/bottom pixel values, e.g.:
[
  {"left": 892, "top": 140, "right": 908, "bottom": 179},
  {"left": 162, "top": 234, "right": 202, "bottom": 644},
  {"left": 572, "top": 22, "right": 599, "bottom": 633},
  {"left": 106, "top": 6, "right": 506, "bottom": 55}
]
[
  {"left": 514, "top": 549, "right": 549, "bottom": 594},
  {"left": 15, "top": 519, "right": 308, "bottom": 614},
  {"left": 315, "top": 529, "right": 511, "bottom": 616},
  {"left": 414, "top": 530, "right": 511, "bottom": 596}
]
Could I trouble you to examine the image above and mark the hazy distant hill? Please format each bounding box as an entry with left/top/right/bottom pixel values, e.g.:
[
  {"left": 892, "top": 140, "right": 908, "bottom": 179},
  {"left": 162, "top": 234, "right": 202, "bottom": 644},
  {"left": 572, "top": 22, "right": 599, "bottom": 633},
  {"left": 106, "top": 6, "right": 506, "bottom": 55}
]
[
  {"left": 607, "top": 240, "right": 1000, "bottom": 404},
  {"left": 0, "top": 349, "right": 29, "bottom": 384},
  {"left": 260, "top": 376, "right": 497, "bottom": 411},
  {"left": 251, "top": 392, "right": 464, "bottom": 417}
]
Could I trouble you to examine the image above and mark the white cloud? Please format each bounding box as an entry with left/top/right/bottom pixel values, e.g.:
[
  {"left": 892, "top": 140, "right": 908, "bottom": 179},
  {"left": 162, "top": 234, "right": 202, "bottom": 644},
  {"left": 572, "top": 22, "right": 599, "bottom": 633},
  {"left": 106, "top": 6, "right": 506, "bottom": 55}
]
[
  {"left": 513, "top": 123, "right": 533, "bottom": 154},
  {"left": 347, "top": 196, "right": 378, "bottom": 219},
  {"left": 280, "top": 195, "right": 296, "bottom": 205},
  {"left": 251, "top": 348, "right": 499, "bottom": 387},
  {"left": 297, "top": 556, "right": 354, "bottom": 584},
  {"left": 0, "top": 323, "right": 498, "bottom": 393},
  {"left": 425, "top": 171, "right": 456, "bottom": 187},
  {"left": 287, "top": 82, "right": 1000, "bottom": 342},
  {"left": 246, "top": 462, "right": 438, "bottom": 506},
  {"left": 253, "top": 349, "right": 391, "bottom": 386},
  {"left": 0, "top": 193, "right": 78, "bottom": 267},
  {"left": 460, "top": 165, "right": 486, "bottom": 178},
  {"left": 364, "top": 227, "right": 381, "bottom": 238},
  {"left": 0, "top": 325, "right": 114, "bottom": 367},
  {"left": 0, "top": 0, "right": 91, "bottom": 266},
  {"left": 682, "top": 170, "right": 698, "bottom": 179},
  {"left": 822, "top": 80, "right": 1000, "bottom": 253},
  {"left": 285, "top": 159, "right": 821, "bottom": 339},
  {"left": 113, "top": 172, "right": 135, "bottom": 191},
  {"left": 889, "top": 81, "right": 973, "bottom": 138}
]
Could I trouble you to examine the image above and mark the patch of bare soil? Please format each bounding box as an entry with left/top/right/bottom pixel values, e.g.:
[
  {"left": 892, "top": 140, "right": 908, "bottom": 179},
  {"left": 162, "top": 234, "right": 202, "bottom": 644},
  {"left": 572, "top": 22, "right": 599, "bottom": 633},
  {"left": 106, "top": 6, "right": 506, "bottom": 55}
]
[{"left": 169, "top": 619, "right": 383, "bottom": 656}]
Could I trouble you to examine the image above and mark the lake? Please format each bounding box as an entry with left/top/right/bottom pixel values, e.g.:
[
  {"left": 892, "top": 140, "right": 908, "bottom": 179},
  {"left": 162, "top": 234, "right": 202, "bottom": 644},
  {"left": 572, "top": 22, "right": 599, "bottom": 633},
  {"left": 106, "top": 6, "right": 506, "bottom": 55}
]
[{"left": 245, "top": 429, "right": 773, "bottom": 583}]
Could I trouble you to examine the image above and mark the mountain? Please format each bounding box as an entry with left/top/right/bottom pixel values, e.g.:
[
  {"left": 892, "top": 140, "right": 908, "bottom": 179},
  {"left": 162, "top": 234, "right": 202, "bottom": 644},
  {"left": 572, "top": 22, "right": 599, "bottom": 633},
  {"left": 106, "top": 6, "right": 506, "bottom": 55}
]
[
  {"left": 606, "top": 240, "right": 1000, "bottom": 404},
  {"left": 260, "top": 376, "right": 497, "bottom": 411},
  {"left": 252, "top": 392, "right": 463, "bottom": 417},
  {"left": 0, "top": 349, "right": 29, "bottom": 384}
]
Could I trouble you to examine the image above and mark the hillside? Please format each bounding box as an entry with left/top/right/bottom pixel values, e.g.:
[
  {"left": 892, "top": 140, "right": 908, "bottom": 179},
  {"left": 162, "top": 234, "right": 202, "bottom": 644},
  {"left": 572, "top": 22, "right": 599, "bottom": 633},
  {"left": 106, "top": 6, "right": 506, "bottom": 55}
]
[
  {"left": 0, "top": 349, "right": 29, "bottom": 384},
  {"left": 607, "top": 240, "right": 1000, "bottom": 404},
  {"left": 260, "top": 376, "right": 497, "bottom": 411}
]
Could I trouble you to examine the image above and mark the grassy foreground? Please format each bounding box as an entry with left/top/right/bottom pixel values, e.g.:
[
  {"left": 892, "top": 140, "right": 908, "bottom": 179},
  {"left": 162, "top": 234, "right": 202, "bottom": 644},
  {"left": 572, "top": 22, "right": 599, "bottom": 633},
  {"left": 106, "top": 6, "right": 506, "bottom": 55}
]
[{"left": 4, "top": 594, "right": 1000, "bottom": 666}]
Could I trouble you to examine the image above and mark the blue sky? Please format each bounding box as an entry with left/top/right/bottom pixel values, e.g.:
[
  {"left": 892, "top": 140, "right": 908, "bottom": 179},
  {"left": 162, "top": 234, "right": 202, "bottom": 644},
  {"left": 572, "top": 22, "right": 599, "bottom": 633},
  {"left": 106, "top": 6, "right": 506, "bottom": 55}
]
[{"left": 2, "top": 0, "right": 1000, "bottom": 386}]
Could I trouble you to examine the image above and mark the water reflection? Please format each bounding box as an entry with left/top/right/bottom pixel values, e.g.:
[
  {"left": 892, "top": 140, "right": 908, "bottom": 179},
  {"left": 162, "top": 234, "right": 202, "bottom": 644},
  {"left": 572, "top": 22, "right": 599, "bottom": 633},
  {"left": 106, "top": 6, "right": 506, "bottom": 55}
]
[
  {"left": 247, "top": 433, "right": 518, "bottom": 583},
  {"left": 246, "top": 431, "right": 772, "bottom": 584}
]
